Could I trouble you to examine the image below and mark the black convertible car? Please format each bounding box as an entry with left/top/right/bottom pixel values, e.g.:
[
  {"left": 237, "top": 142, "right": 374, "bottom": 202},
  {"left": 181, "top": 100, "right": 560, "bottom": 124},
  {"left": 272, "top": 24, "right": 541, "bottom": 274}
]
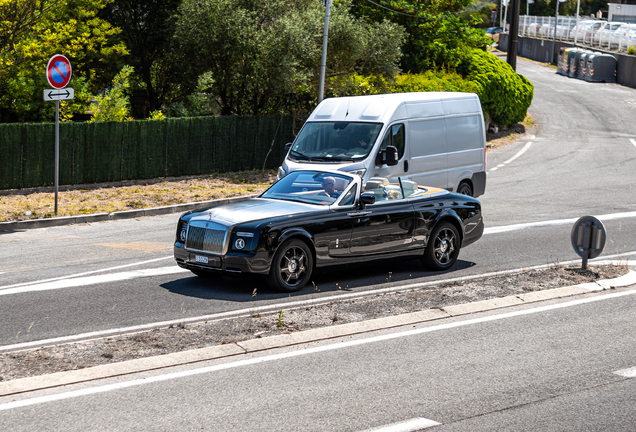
[{"left": 174, "top": 170, "right": 484, "bottom": 292}]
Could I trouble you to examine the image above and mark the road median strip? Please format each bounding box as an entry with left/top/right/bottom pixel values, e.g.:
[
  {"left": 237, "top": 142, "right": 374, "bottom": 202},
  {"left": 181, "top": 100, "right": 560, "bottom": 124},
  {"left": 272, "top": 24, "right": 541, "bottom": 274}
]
[{"left": 2, "top": 271, "right": 634, "bottom": 398}]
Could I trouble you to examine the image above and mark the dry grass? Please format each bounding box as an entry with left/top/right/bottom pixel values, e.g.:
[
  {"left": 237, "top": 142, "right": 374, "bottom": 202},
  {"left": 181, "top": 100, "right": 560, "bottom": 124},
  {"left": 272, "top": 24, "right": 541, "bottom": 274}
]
[{"left": 0, "top": 170, "right": 276, "bottom": 222}]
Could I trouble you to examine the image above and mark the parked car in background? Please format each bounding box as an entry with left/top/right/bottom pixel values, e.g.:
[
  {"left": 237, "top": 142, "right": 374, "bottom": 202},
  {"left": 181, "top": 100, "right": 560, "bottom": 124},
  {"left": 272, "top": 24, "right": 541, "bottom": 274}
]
[
  {"left": 593, "top": 22, "right": 618, "bottom": 45},
  {"left": 609, "top": 23, "right": 633, "bottom": 47},
  {"left": 618, "top": 23, "right": 636, "bottom": 49},
  {"left": 485, "top": 26, "right": 503, "bottom": 38},
  {"left": 573, "top": 20, "right": 605, "bottom": 43},
  {"left": 174, "top": 169, "right": 484, "bottom": 292},
  {"left": 556, "top": 20, "right": 577, "bottom": 39}
]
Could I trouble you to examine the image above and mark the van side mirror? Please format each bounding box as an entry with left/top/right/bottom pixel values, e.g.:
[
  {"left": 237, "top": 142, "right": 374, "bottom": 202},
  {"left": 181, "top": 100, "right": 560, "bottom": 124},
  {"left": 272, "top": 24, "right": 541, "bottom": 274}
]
[
  {"left": 375, "top": 145, "right": 399, "bottom": 167},
  {"left": 284, "top": 142, "right": 292, "bottom": 151},
  {"left": 385, "top": 146, "right": 399, "bottom": 166}
]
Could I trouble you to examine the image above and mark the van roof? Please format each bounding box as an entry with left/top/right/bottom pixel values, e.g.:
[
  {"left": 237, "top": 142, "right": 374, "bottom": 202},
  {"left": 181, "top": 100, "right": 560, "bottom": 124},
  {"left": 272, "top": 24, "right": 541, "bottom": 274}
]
[{"left": 308, "top": 92, "right": 482, "bottom": 123}]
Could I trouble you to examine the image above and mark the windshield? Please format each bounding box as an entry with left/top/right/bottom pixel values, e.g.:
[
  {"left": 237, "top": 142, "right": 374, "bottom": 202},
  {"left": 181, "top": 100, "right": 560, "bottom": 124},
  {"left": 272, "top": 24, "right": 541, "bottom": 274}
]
[
  {"left": 289, "top": 122, "right": 382, "bottom": 163},
  {"left": 261, "top": 171, "right": 354, "bottom": 206}
]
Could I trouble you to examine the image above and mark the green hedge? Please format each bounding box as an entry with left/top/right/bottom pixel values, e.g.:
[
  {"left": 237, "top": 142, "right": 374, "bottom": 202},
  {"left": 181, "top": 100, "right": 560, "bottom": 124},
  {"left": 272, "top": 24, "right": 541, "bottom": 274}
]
[
  {"left": 0, "top": 116, "right": 294, "bottom": 190},
  {"left": 468, "top": 50, "right": 534, "bottom": 126},
  {"left": 329, "top": 50, "right": 534, "bottom": 127}
]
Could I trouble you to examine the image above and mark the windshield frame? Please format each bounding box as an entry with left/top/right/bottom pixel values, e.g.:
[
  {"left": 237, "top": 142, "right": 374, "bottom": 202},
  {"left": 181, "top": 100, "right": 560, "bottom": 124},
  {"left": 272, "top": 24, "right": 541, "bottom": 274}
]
[
  {"left": 261, "top": 170, "right": 358, "bottom": 207},
  {"left": 288, "top": 121, "right": 383, "bottom": 163}
]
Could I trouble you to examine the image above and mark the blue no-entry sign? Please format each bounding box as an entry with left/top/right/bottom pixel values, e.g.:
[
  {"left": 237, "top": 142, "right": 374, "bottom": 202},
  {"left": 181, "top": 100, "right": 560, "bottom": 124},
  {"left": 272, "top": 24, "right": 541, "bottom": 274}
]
[{"left": 46, "top": 54, "right": 72, "bottom": 89}]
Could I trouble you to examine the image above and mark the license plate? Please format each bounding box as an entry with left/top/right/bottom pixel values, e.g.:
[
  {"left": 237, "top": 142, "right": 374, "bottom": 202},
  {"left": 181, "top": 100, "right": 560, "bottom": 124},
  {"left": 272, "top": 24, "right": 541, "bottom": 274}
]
[{"left": 195, "top": 255, "right": 208, "bottom": 264}]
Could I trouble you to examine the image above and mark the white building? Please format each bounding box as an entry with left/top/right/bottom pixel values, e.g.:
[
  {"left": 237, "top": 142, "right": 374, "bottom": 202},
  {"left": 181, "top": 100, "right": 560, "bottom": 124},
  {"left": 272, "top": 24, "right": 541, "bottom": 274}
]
[{"left": 608, "top": 3, "right": 636, "bottom": 23}]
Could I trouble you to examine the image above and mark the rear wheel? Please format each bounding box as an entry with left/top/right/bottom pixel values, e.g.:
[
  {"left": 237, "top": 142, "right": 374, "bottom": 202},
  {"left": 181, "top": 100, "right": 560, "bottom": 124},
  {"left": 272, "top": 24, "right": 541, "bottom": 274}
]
[
  {"left": 457, "top": 182, "right": 473, "bottom": 197},
  {"left": 421, "top": 222, "right": 460, "bottom": 271},
  {"left": 267, "top": 239, "right": 313, "bottom": 292}
]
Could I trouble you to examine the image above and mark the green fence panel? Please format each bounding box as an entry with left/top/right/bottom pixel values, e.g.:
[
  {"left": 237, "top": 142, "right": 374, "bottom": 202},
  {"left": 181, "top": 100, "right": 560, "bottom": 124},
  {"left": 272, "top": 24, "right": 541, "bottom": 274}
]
[
  {"left": 0, "top": 124, "right": 24, "bottom": 189},
  {"left": 1, "top": 115, "right": 296, "bottom": 190},
  {"left": 165, "top": 117, "right": 190, "bottom": 177},
  {"left": 195, "top": 117, "right": 216, "bottom": 174},
  {"left": 21, "top": 123, "right": 54, "bottom": 188},
  {"left": 120, "top": 120, "right": 166, "bottom": 181},
  {"left": 140, "top": 120, "right": 167, "bottom": 179},
  {"left": 85, "top": 122, "right": 124, "bottom": 183}
]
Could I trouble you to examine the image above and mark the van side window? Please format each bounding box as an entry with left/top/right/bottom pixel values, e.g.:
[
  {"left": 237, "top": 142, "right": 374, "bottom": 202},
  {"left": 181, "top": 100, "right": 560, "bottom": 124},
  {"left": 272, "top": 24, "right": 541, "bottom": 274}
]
[{"left": 380, "top": 124, "right": 405, "bottom": 159}]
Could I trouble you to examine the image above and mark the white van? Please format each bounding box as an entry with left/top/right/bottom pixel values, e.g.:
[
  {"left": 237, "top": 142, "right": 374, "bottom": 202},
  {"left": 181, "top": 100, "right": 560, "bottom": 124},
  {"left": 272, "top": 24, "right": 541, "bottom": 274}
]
[{"left": 277, "top": 92, "right": 487, "bottom": 197}]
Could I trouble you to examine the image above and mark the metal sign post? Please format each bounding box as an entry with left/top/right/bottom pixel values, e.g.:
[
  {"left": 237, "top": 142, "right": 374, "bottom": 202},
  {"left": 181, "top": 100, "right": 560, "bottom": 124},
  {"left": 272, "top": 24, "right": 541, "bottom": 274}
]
[
  {"left": 44, "top": 54, "right": 73, "bottom": 216},
  {"left": 571, "top": 216, "right": 607, "bottom": 270}
]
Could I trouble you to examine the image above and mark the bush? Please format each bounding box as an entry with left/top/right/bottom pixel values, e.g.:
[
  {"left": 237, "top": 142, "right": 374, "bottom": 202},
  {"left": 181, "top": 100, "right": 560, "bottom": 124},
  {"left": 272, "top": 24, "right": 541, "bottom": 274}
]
[
  {"left": 628, "top": 46, "right": 636, "bottom": 56},
  {"left": 468, "top": 50, "right": 534, "bottom": 126},
  {"left": 391, "top": 71, "right": 480, "bottom": 94}
]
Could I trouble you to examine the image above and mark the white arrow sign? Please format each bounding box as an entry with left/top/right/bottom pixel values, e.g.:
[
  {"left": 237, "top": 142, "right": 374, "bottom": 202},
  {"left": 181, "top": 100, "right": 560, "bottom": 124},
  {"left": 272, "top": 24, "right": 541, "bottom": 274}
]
[{"left": 43, "top": 88, "right": 74, "bottom": 101}]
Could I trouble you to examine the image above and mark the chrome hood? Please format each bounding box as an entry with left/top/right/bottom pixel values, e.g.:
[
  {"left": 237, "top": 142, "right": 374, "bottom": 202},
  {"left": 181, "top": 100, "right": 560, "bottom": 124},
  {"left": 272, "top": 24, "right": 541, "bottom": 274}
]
[{"left": 189, "top": 198, "right": 317, "bottom": 227}]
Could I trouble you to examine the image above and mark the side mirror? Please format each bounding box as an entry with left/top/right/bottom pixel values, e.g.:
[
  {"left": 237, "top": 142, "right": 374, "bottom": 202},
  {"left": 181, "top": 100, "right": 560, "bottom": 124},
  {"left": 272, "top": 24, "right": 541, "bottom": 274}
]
[
  {"left": 376, "top": 146, "right": 399, "bottom": 167},
  {"left": 359, "top": 191, "right": 375, "bottom": 209},
  {"left": 284, "top": 142, "right": 292, "bottom": 152},
  {"left": 385, "top": 145, "right": 399, "bottom": 166}
]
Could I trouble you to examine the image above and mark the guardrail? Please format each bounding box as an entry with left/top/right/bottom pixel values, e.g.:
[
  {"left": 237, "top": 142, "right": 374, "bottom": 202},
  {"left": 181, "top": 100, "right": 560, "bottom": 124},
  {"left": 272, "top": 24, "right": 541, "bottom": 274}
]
[{"left": 517, "top": 15, "right": 636, "bottom": 53}]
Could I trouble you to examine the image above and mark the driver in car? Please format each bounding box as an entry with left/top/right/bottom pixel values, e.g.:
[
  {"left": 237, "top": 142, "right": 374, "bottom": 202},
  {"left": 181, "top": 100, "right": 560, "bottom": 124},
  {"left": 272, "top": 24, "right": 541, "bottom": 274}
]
[{"left": 320, "top": 176, "right": 340, "bottom": 198}]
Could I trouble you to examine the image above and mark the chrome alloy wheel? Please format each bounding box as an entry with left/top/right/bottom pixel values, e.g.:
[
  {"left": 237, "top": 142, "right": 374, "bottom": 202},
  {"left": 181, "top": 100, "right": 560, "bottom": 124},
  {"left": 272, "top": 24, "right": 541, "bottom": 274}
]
[
  {"left": 279, "top": 246, "right": 307, "bottom": 287},
  {"left": 433, "top": 228, "right": 456, "bottom": 265}
]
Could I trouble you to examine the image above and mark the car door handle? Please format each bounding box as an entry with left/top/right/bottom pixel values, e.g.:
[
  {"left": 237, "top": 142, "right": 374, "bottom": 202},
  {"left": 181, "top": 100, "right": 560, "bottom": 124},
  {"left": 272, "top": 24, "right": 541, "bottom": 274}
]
[{"left": 348, "top": 211, "right": 372, "bottom": 217}]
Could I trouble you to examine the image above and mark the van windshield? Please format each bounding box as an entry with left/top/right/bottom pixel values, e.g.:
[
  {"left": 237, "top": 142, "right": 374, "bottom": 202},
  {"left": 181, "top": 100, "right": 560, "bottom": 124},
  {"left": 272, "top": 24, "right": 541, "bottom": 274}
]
[{"left": 289, "top": 122, "right": 382, "bottom": 163}]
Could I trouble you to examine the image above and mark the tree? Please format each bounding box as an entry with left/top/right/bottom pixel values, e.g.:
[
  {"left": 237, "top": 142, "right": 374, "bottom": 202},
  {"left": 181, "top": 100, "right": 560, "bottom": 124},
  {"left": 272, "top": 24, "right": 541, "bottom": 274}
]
[
  {"left": 349, "top": 0, "right": 490, "bottom": 74},
  {"left": 99, "top": 0, "right": 181, "bottom": 114},
  {"left": 90, "top": 65, "right": 133, "bottom": 121},
  {"left": 0, "top": 0, "right": 127, "bottom": 122},
  {"left": 173, "top": 0, "right": 405, "bottom": 115}
]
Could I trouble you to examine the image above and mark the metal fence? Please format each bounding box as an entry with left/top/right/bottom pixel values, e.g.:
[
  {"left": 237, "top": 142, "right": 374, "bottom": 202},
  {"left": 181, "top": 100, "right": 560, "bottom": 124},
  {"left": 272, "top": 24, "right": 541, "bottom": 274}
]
[{"left": 516, "top": 15, "right": 636, "bottom": 53}]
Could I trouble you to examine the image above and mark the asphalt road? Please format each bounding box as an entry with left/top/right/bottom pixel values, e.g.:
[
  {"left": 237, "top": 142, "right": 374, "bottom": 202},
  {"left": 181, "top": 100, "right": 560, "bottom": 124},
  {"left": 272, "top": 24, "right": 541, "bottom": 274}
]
[
  {"left": 1, "top": 56, "right": 636, "bottom": 349},
  {"left": 2, "top": 282, "right": 635, "bottom": 431}
]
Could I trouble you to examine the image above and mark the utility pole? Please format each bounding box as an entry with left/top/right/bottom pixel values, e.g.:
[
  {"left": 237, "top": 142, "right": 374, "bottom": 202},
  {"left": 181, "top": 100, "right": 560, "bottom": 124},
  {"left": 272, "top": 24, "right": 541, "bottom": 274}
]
[
  {"left": 318, "top": 0, "right": 332, "bottom": 104},
  {"left": 507, "top": 0, "right": 520, "bottom": 71}
]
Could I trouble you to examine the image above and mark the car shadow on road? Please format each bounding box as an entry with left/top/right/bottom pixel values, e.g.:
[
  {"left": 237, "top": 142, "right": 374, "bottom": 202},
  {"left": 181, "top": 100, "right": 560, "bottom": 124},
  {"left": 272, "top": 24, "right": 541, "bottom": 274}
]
[{"left": 160, "top": 258, "right": 477, "bottom": 303}]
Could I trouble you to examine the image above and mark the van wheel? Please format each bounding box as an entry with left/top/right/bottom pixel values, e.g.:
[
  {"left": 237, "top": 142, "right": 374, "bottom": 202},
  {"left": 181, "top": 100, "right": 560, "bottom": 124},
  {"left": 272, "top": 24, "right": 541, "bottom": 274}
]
[
  {"left": 457, "top": 182, "right": 473, "bottom": 196},
  {"left": 267, "top": 239, "right": 313, "bottom": 292},
  {"left": 421, "top": 222, "right": 460, "bottom": 271}
]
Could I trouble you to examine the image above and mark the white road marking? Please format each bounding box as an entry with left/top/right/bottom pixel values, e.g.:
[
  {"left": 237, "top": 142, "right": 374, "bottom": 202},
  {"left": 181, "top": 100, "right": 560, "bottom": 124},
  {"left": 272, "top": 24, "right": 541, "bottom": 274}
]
[
  {"left": 484, "top": 210, "right": 636, "bottom": 235},
  {"left": 0, "top": 256, "right": 173, "bottom": 291},
  {"left": 360, "top": 418, "right": 441, "bottom": 431},
  {"left": 630, "top": 138, "right": 636, "bottom": 148},
  {"left": 1, "top": 287, "right": 635, "bottom": 412},
  {"left": 489, "top": 141, "right": 533, "bottom": 172},
  {"left": 614, "top": 366, "right": 636, "bottom": 378},
  {"left": 0, "top": 266, "right": 188, "bottom": 296}
]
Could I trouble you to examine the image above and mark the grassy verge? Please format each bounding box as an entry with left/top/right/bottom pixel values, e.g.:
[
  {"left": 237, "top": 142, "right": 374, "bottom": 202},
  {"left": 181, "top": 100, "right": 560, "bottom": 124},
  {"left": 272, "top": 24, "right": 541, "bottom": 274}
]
[{"left": 0, "top": 170, "right": 276, "bottom": 222}]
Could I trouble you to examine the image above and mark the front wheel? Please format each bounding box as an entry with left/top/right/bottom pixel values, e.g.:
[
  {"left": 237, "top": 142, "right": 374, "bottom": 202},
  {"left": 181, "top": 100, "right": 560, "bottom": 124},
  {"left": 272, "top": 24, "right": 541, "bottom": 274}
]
[
  {"left": 421, "top": 222, "right": 460, "bottom": 271},
  {"left": 267, "top": 239, "right": 313, "bottom": 292}
]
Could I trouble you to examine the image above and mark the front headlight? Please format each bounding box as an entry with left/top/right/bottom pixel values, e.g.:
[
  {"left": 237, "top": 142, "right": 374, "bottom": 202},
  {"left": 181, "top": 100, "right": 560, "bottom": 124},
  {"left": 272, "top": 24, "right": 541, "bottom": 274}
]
[
  {"left": 177, "top": 221, "right": 188, "bottom": 243},
  {"left": 233, "top": 232, "right": 255, "bottom": 251},
  {"left": 276, "top": 166, "right": 286, "bottom": 181},
  {"left": 347, "top": 168, "right": 366, "bottom": 178},
  {"left": 234, "top": 238, "right": 246, "bottom": 250}
]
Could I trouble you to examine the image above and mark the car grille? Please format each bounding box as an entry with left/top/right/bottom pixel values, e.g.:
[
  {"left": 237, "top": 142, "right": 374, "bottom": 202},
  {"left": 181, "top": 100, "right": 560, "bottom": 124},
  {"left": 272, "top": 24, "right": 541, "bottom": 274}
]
[{"left": 186, "top": 225, "right": 227, "bottom": 254}]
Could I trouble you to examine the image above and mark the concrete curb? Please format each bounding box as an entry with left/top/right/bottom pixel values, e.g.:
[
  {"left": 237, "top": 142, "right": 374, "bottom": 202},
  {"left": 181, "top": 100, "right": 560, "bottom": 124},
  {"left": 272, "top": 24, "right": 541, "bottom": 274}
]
[
  {"left": 0, "top": 195, "right": 257, "bottom": 231},
  {"left": 1, "top": 271, "right": 635, "bottom": 398}
]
